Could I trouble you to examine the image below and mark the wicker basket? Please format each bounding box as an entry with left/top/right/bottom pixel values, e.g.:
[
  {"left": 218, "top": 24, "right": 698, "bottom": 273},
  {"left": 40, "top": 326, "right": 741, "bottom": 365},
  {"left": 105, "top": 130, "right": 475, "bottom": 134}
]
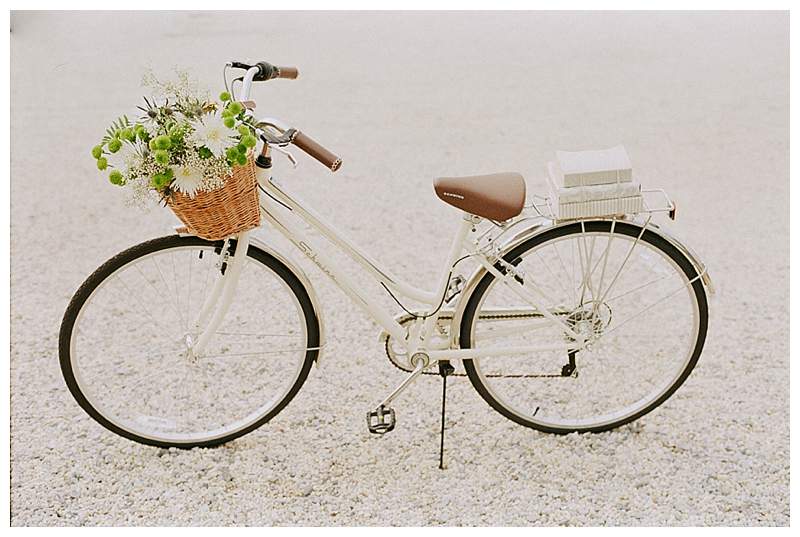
[{"left": 167, "top": 157, "right": 261, "bottom": 241}]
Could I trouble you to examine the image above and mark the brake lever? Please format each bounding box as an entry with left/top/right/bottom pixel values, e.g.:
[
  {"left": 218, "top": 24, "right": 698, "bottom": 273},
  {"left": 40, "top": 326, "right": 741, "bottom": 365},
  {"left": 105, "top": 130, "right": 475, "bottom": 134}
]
[{"left": 270, "top": 143, "right": 298, "bottom": 169}]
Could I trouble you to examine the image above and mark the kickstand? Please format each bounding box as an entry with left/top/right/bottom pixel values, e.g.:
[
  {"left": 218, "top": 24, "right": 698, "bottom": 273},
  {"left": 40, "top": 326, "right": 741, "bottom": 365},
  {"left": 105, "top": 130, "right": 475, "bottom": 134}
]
[{"left": 438, "top": 361, "right": 455, "bottom": 470}]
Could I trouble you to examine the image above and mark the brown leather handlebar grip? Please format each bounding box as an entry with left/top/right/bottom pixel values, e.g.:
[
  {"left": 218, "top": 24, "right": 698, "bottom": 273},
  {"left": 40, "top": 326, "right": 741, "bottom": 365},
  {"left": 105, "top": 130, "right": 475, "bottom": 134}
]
[
  {"left": 290, "top": 130, "right": 342, "bottom": 172},
  {"left": 275, "top": 66, "right": 299, "bottom": 80}
]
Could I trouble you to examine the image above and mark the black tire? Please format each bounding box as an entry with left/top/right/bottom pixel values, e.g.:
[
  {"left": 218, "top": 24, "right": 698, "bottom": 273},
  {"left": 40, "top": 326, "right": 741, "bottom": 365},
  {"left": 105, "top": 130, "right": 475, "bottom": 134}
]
[
  {"left": 461, "top": 220, "right": 709, "bottom": 434},
  {"left": 58, "top": 235, "right": 320, "bottom": 448}
]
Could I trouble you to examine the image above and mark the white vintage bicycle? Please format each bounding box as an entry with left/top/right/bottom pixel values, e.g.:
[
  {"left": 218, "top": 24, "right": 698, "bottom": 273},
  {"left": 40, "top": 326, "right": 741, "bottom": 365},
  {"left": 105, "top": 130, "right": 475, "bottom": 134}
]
[{"left": 59, "top": 60, "right": 713, "bottom": 452}]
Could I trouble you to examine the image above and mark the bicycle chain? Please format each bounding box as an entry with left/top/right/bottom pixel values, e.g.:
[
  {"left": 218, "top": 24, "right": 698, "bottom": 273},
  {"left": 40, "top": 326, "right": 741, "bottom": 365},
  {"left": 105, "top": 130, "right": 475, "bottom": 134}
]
[{"left": 383, "top": 311, "right": 573, "bottom": 378}]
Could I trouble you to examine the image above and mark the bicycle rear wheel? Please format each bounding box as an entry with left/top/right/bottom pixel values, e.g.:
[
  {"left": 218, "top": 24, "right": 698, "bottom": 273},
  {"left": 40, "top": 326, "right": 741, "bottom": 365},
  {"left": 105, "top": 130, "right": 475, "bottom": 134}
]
[
  {"left": 461, "top": 220, "right": 708, "bottom": 433},
  {"left": 59, "top": 235, "right": 320, "bottom": 448}
]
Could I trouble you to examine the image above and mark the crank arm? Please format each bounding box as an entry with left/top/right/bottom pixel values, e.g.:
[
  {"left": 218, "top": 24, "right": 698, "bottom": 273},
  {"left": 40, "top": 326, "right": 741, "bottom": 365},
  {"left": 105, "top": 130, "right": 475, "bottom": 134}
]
[{"left": 377, "top": 356, "right": 432, "bottom": 409}]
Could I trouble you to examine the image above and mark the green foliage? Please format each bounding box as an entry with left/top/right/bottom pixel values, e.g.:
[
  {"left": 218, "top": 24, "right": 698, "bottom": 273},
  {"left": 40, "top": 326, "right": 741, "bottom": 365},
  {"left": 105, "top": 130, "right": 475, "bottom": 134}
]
[
  {"left": 102, "top": 116, "right": 132, "bottom": 144},
  {"left": 241, "top": 134, "right": 257, "bottom": 148},
  {"left": 227, "top": 101, "right": 244, "bottom": 115},
  {"left": 153, "top": 135, "right": 172, "bottom": 150},
  {"left": 168, "top": 124, "right": 185, "bottom": 139},
  {"left": 133, "top": 124, "right": 149, "bottom": 142},
  {"left": 225, "top": 147, "right": 239, "bottom": 161},
  {"left": 154, "top": 150, "right": 170, "bottom": 165},
  {"left": 197, "top": 146, "right": 213, "bottom": 159},
  {"left": 109, "top": 170, "right": 124, "bottom": 185},
  {"left": 150, "top": 168, "right": 174, "bottom": 189},
  {"left": 120, "top": 128, "right": 136, "bottom": 142}
]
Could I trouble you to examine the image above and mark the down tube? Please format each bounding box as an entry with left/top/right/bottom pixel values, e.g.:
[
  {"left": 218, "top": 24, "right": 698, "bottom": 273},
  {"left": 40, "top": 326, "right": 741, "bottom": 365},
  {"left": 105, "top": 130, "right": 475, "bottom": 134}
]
[{"left": 259, "top": 194, "right": 409, "bottom": 343}]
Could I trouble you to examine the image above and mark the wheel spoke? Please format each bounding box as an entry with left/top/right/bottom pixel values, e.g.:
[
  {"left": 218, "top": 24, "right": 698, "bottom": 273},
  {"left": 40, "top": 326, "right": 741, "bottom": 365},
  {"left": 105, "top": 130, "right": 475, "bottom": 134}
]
[
  {"left": 595, "top": 214, "right": 651, "bottom": 305},
  {"left": 602, "top": 272, "right": 702, "bottom": 337},
  {"left": 577, "top": 221, "right": 598, "bottom": 304},
  {"left": 169, "top": 251, "right": 188, "bottom": 331},
  {"left": 150, "top": 255, "right": 187, "bottom": 330},
  {"left": 186, "top": 249, "right": 193, "bottom": 327},
  {"left": 593, "top": 219, "right": 617, "bottom": 315},
  {"left": 604, "top": 272, "right": 673, "bottom": 303},
  {"left": 112, "top": 275, "right": 168, "bottom": 331},
  {"left": 534, "top": 249, "right": 570, "bottom": 299}
]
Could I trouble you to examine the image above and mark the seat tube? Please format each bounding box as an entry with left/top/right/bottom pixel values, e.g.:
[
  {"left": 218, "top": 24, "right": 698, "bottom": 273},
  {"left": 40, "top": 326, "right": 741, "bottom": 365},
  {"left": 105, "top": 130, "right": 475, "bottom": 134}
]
[{"left": 421, "top": 216, "right": 472, "bottom": 342}]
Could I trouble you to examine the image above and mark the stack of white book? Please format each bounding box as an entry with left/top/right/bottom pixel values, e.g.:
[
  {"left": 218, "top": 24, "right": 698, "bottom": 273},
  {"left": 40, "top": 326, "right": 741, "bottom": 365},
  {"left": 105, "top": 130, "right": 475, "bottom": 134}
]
[{"left": 547, "top": 145, "right": 643, "bottom": 219}]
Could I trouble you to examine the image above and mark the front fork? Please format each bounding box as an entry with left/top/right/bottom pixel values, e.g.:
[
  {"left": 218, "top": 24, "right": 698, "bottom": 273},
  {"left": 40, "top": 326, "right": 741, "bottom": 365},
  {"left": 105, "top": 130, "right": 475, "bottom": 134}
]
[{"left": 187, "top": 230, "right": 251, "bottom": 357}]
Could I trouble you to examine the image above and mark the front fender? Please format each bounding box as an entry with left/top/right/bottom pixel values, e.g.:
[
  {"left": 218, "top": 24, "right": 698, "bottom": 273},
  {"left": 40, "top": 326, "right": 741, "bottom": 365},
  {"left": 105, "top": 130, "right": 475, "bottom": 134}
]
[{"left": 448, "top": 216, "right": 714, "bottom": 349}]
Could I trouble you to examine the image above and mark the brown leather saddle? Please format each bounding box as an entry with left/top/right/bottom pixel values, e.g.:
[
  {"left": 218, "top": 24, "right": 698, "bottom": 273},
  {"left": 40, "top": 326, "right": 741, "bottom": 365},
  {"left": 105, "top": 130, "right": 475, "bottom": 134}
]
[{"left": 433, "top": 172, "right": 526, "bottom": 221}]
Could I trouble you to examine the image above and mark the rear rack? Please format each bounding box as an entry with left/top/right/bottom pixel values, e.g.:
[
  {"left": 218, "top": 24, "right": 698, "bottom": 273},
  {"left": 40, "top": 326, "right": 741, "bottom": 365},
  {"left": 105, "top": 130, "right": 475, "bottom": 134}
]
[{"left": 527, "top": 188, "right": 677, "bottom": 222}]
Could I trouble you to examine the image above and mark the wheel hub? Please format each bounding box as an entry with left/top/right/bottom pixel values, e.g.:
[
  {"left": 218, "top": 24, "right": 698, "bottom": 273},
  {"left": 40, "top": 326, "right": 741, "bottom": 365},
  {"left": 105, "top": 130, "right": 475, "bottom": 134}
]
[
  {"left": 566, "top": 302, "right": 612, "bottom": 344},
  {"left": 182, "top": 333, "right": 199, "bottom": 362}
]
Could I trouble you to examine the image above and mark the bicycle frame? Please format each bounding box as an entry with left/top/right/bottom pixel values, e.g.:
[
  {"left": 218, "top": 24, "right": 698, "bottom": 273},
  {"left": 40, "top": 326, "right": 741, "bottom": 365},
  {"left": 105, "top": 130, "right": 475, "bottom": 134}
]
[
  {"left": 235, "top": 169, "right": 582, "bottom": 361},
  {"left": 186, "top": 170, "right": 585, "bottom": 362}
]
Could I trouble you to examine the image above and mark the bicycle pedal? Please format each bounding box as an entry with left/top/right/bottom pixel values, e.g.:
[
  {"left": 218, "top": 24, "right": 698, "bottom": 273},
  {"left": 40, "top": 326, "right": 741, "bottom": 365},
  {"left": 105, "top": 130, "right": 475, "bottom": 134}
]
[{"left": 366, "top": 405, "right": 396, "bottom": 435}]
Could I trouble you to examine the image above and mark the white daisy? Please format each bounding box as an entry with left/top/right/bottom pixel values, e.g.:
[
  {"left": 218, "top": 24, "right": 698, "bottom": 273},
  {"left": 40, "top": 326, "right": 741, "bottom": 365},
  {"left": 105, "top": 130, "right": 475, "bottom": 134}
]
[
  {"left": 191, "top": 114, "right": 232, "bottom": 157},
  {"left": 143, "top": 121, "right": 160, "bottom": 137},
  {"left": 107, "top": 141, "right": 140, "bottom": 172},
  {"left": 171, "top": 164, "right": 204, "bottom": 198}
]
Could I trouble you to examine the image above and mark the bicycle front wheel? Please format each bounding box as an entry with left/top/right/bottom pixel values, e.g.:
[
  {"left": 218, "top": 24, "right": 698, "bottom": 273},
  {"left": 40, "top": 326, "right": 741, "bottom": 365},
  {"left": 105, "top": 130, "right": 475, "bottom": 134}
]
[
  {"left": 59, "top": 235, "right": 320, "bottom": 448},
  {"left": 461, "top": 220, "right": 708, "bottom": 434}
]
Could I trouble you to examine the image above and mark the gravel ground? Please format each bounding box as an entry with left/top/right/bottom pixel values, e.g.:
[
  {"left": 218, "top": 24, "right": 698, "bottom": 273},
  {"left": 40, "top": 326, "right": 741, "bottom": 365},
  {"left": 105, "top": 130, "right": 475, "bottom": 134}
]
[{"left": 10, "top": 11, "right": 788, "bottom": 526}]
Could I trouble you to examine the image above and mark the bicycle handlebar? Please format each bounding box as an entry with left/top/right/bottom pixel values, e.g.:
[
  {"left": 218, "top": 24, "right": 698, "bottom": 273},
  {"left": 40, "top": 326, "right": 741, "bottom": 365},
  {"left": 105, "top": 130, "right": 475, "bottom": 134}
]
[
  {"left": 287, "top": 129, "right": 342, "bottom": 172},
  {"left": 230, "top": 60, "right": 299, "bottom": 81},
  {"left": 233, "top": 60, "right": 342, "bottom": 172},
  {"left": 274, "top": 66, "right": 299, "bottom": 80}
]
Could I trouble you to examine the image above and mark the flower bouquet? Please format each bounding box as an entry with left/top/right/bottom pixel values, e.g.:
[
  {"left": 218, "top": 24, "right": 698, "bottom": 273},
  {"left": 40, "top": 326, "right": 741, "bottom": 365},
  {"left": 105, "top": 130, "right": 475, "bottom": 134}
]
[{"left": 91, "top": 71, "right": 262, "bottom": 240}]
